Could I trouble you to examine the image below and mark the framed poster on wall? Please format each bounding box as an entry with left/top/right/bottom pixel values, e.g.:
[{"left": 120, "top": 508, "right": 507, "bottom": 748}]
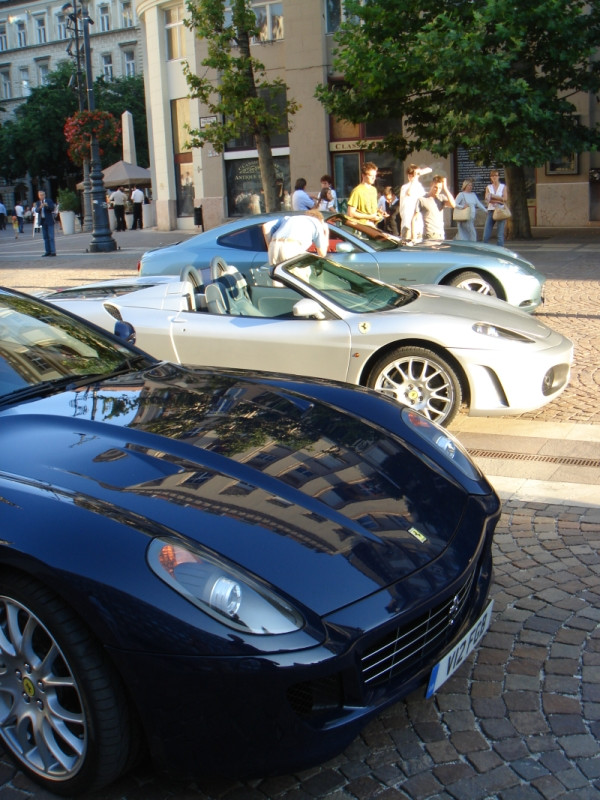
[{"left": 546, "top": 153, "right": 579, "bottom": 175}]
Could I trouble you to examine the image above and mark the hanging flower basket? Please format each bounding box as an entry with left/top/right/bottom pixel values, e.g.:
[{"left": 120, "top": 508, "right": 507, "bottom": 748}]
[{"left": 64, "top": 110, "right": 121, "bottom": 166}]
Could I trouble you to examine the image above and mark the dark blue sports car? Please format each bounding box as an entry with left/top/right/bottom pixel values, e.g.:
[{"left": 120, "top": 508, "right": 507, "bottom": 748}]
[{"left": 0, "top": 287, "right": 500, "bottom": 795}]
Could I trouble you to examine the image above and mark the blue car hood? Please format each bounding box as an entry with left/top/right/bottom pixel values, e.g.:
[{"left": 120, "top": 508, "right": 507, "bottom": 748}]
[{"left": 1, "top": 365, "right": 491, "bottom": 615}]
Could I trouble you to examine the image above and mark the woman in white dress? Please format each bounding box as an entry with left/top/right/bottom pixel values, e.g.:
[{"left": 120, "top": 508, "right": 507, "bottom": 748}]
[{"left": 454, "top": 179, "right": 487, "bottom": 241}]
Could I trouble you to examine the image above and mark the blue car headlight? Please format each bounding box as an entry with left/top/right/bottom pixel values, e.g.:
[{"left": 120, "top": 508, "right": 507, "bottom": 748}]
[
  {"left": 148, "top": 538, "right": 304, "bottom": 634},
  {"left": 402, "top": 408, "right": 482, "bottom": 480}
]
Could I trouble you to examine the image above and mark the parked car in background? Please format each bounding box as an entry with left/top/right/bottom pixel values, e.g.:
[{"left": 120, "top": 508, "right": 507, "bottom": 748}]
[
  {"left": 0, "top": 286, "right": 500, "bottom": 794},
  {"left": 47, "top": 253, "right": 572, "bottom": 428},
  {"left": 138, "top": 212, "right": 545, "bottom": 312}
]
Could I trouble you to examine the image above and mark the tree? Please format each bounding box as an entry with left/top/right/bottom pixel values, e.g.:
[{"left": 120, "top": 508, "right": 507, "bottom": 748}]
[
  {"left": 0, "top": 67, "right": 148, "bottom": 187},
  {"left": 183, "top": 0, "right": 299, "bottom": 212},
  {"left": 316, "top": 0, "right": 600, "bottom": 238},
  {"left": 9, "top": 61, "right": 79, "bottom": 183}
]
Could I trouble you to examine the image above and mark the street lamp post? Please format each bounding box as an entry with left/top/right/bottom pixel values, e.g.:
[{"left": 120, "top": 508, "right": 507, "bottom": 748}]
[
  {"left": 79, "top": 2, "right": 116, "bottom": 252},
  {"left": 64, "top": 0, "right": 92, "bottom": 233}
]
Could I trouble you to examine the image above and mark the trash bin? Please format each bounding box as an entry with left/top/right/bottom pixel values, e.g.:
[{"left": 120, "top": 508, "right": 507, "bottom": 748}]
[{"left": 194, "top": 206, "right": 203, "bottom": 228}]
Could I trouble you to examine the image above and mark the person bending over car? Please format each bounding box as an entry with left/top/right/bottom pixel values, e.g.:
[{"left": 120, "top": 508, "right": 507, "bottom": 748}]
[{"left": 265, "top": 209, "right": 329, "bottom": 265}]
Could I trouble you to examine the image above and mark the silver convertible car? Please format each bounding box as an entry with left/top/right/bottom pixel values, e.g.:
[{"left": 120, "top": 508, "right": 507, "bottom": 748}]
[
  {"left": 46, "top": 255, "right": 572, "bottom": 427},
  {"left": 138, "top": 213, "right": 546, "bottom": 312}
]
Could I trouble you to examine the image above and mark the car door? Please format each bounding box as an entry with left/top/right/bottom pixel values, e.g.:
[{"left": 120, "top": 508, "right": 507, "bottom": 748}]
[{"left": 170, "top": 311, "right": 353, "bottom": 383}]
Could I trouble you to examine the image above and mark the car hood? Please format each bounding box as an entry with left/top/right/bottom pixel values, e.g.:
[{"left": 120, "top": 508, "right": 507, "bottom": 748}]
[
  {"left": 1, "top": 366, "right": 492, "bottom": 616},
  {"left": 406, "top": 239, "right": 533, "bottom": 268},
  {"left": 403, "top": 284, "right": 555, "bottom": 340}
]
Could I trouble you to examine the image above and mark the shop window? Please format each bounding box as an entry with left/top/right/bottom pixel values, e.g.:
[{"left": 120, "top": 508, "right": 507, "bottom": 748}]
[
  {"left": 99, "top": 5, "right": 111, "bottom": 31},
  {"left": 102, "top": 54, "right": 113, "bottom": 80},
  {"left": 225, "top": 88, "right": 289, "bottom": 151},
  {"left": 17, "top": 22, "right": 27, "bottom": 47},
  {"left": 122, "top": 1, "right": 134, "bottom": 27},
  {"left": 325, "top": 0, "right": 362, "bottom": 33},
  {"left": 57, "top": 14, "right": 68, "bottom": 40},
  {"left": 35, "top": 17, "right": 47, "bottom": 44},
  {"left": 171, "top": 98, "right": 194, "bottom": 217},
  {"left": 0, "top": 70, "right": 11, "bottom": 100},
  {"left": 124, "top": 50, "right": 135, "bottom": 76},
  {"left": 225, "top": 155, "right": 290, "bottom": 216},
  {"left": 165, "top": 5, "right": 186, "bottom": 60},
  {"left": 253, "top": 2, "right": 283, "bottom": 42}
]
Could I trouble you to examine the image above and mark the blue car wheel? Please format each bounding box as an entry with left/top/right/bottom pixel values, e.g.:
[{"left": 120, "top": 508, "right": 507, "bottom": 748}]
[{"left": 0, "top": 574, "right": 135, "bottom": 796}]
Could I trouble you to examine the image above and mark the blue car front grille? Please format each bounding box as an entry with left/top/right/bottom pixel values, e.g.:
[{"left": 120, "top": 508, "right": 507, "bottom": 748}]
[{"left": 360, "top": 571, "right": 475, "bottom": 688}]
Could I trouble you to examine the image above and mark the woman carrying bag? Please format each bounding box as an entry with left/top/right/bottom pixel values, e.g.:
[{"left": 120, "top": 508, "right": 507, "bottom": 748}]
[
  {"left": 453, "top": 179, "right": 487, "bottom": 241},
  {"left": 483, "top": 169, "right": 510, "bottom": 247}
]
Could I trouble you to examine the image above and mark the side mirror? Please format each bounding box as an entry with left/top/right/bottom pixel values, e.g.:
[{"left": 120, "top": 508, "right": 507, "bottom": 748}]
[
  {"left": 114, "top": 320, "right": 136, "bottom": 345},
  {"left": 335, "top": 241, "right": 355, "bottom": 253},
  {"left": 293, "top": 298, "right": 326, "bottom": 320}
]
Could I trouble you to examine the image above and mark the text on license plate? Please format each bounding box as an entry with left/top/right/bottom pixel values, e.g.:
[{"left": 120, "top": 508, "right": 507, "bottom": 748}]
[{"left": 426, "top": 599, "right": 494, "bottom": 698}]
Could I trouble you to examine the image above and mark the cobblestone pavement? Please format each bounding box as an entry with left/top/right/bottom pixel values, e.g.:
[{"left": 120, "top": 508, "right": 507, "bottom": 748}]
[{"left": 0, "top": 228, "right": 599, "bottom": 799}]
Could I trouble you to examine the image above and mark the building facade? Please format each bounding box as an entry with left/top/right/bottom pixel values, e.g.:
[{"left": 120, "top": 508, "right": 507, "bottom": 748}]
[
  {"left": 0, "top": 0, "right": 141, "bottom": 207},
  {"left": 2, "top": 0, "right": 599, "bottom": 229}
]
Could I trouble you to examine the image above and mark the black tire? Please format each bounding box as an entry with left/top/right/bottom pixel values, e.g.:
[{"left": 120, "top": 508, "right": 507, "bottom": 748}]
[
  {"left": 447, "top": 270, "right": 499, "bottom": 298},
  {"left": 367, "top": 346, "right": 462, "bottom": 426},
  {"left": 0, "top": 573, "right": 134, "bottom": 796}
]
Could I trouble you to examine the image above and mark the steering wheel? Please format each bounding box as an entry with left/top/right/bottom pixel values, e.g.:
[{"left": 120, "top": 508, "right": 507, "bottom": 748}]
[
  {"left": 210, "top": 255, "right": 229, "bottom": 282},
  {"left": 179, "top": 265, "right": 203, "bottom": 288}
]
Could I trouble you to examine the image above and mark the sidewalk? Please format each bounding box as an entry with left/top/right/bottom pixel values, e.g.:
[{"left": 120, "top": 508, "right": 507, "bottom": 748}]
[{"left": 450, "top": 416, "right": 600, "bottom": 508}]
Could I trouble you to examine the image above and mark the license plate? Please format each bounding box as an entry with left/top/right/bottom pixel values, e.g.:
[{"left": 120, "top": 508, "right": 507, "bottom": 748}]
[{"left": 426, "top": 599, "right": 494, "bottom": 698}]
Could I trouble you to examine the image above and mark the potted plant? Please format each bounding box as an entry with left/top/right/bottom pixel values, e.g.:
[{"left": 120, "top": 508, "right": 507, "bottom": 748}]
[{"left": 56, "top": 188, "right": 80, "bottom": 235}]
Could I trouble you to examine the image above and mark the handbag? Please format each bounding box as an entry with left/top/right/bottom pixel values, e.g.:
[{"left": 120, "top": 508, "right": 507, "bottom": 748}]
[
  {"left": 453, "top": 206, "right": 471, "bottom": 222},
  {"left": 493, "top": 205, "right": 511, "bottom": 221}
]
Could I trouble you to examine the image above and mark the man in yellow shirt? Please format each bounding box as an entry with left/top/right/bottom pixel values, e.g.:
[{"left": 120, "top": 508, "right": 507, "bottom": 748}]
[{"left": 347, "top": 162, "right": 384, "bottom": 225}]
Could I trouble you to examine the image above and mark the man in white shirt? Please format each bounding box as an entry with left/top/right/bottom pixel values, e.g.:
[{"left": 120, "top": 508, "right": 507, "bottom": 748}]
[
  {"left": 14, "top": 201, "right": 24, "bottom": 234},
  {"left": 110, "top": 187, "right": 127, "bottom": 231},
  {"left": 130, "top": 185, "right": 145, "bottom": 230},
  {"left": 266, "top": 210, "right": 329, "bottom": 265}
]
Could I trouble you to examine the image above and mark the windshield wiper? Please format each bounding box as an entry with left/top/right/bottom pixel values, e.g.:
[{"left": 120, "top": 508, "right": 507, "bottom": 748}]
[{"left": 0, "top": 375, "right": 97, "bottom": 406}]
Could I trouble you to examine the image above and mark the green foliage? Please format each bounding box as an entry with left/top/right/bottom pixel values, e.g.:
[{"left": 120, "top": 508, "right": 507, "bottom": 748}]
[
  {"left": 57, "top": 187, "right": 80, "bottom": 212},
  {"left": 10, "top": 61, "right": 79, "bottom": 181},
  {"left": 317, "top": 0, "right": 600, "bottom": 166},
  {"left": 184, "top": 0, "right": 299, "bottom": 210},
  {"left": 0, "top": 66, "right": 148, "bottom": 184}
]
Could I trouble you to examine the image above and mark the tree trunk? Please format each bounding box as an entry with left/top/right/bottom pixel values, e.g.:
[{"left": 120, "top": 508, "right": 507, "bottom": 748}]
[
  {"left": 256, "top": 132, "right": 278, "bottom": 212},
  {"left": 504, "top": 165, "right": 532, "bottom": 240}
]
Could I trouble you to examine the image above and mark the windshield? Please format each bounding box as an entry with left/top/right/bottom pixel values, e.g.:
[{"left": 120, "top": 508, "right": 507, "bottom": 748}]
[
  {"left": 326, "top": 213, "right": 401, "bottom": 252},
  {"left": 0, "top": 291, "right": 148, "bottom": 400},
  {"left": 280, "top": 255, "right": 416, "bottom": 313}
]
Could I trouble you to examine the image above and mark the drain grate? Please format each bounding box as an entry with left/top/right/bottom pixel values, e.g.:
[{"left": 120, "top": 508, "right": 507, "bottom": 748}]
[{"left": 467, "top": 450, "right": 600, "bottom": 469}]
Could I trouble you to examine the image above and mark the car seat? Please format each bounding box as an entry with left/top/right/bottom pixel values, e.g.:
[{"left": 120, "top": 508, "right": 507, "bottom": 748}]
[
  {"left": 217, "top": 267, "right": 263, "bottom": 316},
  {"left": 205, "top": 282, "right": 228, "bottom": 315}
]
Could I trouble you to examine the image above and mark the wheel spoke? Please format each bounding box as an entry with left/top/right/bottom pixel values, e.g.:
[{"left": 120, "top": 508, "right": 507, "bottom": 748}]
[{"left": 372, "top": 351, "right": 458, "bottom": 424}]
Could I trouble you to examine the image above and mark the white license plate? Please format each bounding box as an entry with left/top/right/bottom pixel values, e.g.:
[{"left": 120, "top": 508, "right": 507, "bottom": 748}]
[{"left": 426, "top": 599, "right": 494, "bottom": 698}]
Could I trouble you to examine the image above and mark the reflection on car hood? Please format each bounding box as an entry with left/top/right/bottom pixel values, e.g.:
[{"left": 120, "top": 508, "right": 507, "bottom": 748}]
[
  {"left": 1, "top": 366, "right": 491, "bottom": 615},
  {"left": 407, "top": 239, "right": 532, "bottom": 267}
]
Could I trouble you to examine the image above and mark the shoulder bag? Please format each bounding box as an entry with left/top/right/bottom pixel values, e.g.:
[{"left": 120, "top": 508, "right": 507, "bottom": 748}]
[
  {"left": 493, "top": 205, "right": 511, "bottom": 221},
  {"left": 453, "top": 206, "right": 471, "bottom": 222}
]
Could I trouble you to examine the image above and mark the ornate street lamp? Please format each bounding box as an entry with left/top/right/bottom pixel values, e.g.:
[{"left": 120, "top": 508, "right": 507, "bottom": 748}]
[
  {"left": 63, "top": 0, "right": 92, "bottom": 233},
  {"left": 63, "top": 1, "right": 116, "bottom": 252}
]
